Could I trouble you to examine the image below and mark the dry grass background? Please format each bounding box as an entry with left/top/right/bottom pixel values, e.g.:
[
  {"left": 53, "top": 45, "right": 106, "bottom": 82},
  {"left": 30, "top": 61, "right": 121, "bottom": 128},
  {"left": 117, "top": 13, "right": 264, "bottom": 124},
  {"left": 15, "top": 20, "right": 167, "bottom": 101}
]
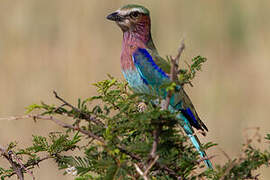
[{"left": 0, "top": 0, "right": 270, "bottom": 179}]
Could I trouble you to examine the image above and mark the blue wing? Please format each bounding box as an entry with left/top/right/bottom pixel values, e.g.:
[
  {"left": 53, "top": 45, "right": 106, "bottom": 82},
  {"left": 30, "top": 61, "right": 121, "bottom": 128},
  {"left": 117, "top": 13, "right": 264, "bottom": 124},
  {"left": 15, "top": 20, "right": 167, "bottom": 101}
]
[{"left": 132, "top": 48, "right": 170, "bottom": 87}]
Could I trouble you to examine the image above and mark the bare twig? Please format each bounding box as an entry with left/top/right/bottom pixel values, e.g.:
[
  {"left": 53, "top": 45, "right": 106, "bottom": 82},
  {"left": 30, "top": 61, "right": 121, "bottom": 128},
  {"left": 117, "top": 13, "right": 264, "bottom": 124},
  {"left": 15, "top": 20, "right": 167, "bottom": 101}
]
[
  {"left": 219, "top": 147, "right": 231, "bottom": 162},
  {"left": 220, "top": 161, "right": 237, "bottom": 180},
  {"left": 165, "top": 39, "right": 185, "bottom": 110},
  {"left": 145, "top": 155, "right": 159, "bottom": 175},
  {"left": 0, "top": 114, "right": 104, "bottom": 144},
  {"left": 242, "top": 127, "right": 261, "bottom": 145},
  {"left": 197, "top": 155, "right": 216, "bottom": 165},
  {"left": 174, "top": 39, "right": 186, "bottom": 65},
  {"left": 24, "top": 155, "right": 51, "bottom": 168},
  {"left": 117, "top": 145, "right": 141, "bottom": 161},
  {"left": 134, "top": 156, "right": 159, "bottom": 180},
  {"left": 53, "top": 91, "right": 104, "bottom": 126},
  {"left": 134, "top": 163, "right": 148, "bottom": 180},
  {"left": 10, "top": 156, "right": 51, "bottom": 178},
  {"left": 0, "top": 146, "right": 24, "bottom": 180},
  {"left": 9, "top": 151, "right": 35, "bottom": 180},
  {"left": 155, "top": 163, "right": 181, "bottom": 179},
  {"left": 149, "top": 128, "right": 160, "bottom": 159},
  {"left": 0, "top": 115, "right": 32, "bottom": 121},
  {"left": 170, "top": 39, "right": 185, "bottom": 82},
  {"left": 41, "top": 115, "right": 105, "bottom": 143}
]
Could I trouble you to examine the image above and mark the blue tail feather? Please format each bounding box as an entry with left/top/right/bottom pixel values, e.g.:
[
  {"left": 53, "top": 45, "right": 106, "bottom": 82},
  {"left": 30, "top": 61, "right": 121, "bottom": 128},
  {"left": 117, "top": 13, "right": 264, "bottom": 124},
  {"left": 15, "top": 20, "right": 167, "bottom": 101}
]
[
  {"left": 177, "top": 113, "right": 213, "bottom": 169},
  {"left": 189, "top": 135, "right": 213, "bottom": 169}
]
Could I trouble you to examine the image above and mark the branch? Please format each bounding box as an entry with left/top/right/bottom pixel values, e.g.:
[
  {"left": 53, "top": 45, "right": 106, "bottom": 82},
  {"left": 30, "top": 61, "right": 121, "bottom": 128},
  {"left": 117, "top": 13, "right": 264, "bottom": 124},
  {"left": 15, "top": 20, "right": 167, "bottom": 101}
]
[
  {"left": 53, "top": 91, "right": 104, "bottom": 126},
  {"left": 0, "top": 114, "right": 104, "bottom": 144},
  {"left": 9, "top": 156, "right": 51, "bottom": 179},
  {"left": 149, "top": 129, "right": 159, "bottom": 159},
  {"left": 196, "top": 155, "right": 216, "bottom": 165},
  {"left": 0, "top": 146, "right": 25, "bottom": 180},
  {"left": 165, "top": 39, "right": 185, "bottom": 109},
  {"left": 134, "top": 163, "right": 148, "bottom": 180},
  {"left": 170, "top": 39, "right": 185, "bottom": 82},
  {"left": 116, "top": 145, "right": 141, "bottom": 161},
  {"left": 42, "top": 115, "right": 105, "bottom": 143},
  {"left": 144, "top": 155, "right": 159, "bottom": 176},
  {"left": 134, "top": 156, "right": 159, "bottom": 180}
]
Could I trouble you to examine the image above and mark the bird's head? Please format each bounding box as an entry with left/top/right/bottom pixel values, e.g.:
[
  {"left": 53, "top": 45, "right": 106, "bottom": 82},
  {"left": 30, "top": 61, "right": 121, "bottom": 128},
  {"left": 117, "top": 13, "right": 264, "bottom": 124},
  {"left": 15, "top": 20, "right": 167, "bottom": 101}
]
[{"left": 106, "top": 4, "right": 150, "bottom": 32}]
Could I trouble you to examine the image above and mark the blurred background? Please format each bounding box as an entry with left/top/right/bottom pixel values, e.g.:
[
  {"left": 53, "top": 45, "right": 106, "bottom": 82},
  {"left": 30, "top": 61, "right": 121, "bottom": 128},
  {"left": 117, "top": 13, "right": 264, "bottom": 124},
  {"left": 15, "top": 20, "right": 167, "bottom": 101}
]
[{"left": 0, "top": 0, "right": 270, "bottom": 179}]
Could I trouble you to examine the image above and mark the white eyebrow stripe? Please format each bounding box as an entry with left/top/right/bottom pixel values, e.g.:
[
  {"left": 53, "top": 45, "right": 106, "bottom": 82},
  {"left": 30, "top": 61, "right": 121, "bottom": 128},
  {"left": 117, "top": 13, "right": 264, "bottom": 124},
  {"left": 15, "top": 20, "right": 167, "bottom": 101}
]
[{"left": 116, "top": 8, "right": 145, "bottom": 16}]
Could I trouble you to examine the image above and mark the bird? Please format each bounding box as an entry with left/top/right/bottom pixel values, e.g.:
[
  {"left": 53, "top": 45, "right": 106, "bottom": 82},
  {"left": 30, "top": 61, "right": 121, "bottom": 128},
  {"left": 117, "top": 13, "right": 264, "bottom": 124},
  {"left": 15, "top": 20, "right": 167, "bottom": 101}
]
[{"left": 106, "top": 4, "right": 213, "bottom": 169}]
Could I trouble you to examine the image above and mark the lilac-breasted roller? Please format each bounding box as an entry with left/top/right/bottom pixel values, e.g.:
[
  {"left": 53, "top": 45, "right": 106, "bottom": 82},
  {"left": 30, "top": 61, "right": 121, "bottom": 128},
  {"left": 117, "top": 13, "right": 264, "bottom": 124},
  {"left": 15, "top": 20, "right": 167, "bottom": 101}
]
[{"left": 107, "top": 4, "right": 213, "bottom": 169}]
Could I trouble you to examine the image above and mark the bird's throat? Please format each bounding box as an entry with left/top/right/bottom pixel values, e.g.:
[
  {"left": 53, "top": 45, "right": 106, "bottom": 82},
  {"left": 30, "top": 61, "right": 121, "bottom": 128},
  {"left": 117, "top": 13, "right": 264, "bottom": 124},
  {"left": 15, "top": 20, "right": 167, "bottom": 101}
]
[{"left": 121, "top": 28, "right": 156, "bottom": 71}]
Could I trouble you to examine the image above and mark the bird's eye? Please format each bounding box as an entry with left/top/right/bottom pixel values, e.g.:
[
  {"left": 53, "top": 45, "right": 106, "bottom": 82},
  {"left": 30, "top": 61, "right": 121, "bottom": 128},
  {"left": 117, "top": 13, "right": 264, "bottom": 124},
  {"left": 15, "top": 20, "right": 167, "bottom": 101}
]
[{"left": 130, "top": 11, "right": 139, "bottom": 18}]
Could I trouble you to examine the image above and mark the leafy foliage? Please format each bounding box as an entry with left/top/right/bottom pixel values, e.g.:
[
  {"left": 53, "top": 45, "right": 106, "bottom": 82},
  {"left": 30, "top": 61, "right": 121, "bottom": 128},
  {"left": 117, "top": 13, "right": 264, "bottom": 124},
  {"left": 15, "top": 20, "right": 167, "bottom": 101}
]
[
  {"left": 0, "top": 55, "right": 269, "bottom": 180},
  {"left": 178, "top": 55, "right": 207, "bottom": 85}
]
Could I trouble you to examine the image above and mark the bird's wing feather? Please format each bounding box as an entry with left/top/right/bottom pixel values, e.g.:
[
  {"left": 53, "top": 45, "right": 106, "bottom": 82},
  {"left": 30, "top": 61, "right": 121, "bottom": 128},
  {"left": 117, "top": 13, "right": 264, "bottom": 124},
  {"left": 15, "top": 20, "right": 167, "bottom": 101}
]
[
  {"left": 147, "top": 48, "right": 171, "bottom": 73},
  {"left": 181, "top": 89, "right": 208, "bottom": 131},
  {"left": 132, "top": 48, "right": 170, "bottom": 87}
]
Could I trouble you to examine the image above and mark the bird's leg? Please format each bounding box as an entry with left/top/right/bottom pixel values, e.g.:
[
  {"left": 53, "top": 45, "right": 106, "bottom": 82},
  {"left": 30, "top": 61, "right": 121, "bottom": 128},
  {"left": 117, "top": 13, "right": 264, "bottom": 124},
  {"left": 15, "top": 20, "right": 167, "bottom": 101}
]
[
  {"left": 138, "top": 102, "right": 147, "bottom": 112},
  {"left": 160, "top": 99, "right": 169, "bottom": 110},
  {"left": 195, "top": 129, "right": 206, "bottom": 136}
]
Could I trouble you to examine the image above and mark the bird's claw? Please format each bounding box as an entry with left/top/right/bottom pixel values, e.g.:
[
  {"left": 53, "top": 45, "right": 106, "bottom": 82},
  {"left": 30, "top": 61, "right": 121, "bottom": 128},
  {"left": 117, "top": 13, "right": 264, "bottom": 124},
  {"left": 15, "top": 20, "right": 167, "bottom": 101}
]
[{"left": 138, "top": 102, "right": 147, "bottom": 112}]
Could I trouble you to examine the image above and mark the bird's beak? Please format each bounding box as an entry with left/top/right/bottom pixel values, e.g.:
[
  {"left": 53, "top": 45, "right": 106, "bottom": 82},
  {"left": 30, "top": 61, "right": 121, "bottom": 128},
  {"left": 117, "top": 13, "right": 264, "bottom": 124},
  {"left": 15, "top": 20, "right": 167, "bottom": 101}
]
[{"left": 106, "top": 12, "right": 123, "bottom": 22}]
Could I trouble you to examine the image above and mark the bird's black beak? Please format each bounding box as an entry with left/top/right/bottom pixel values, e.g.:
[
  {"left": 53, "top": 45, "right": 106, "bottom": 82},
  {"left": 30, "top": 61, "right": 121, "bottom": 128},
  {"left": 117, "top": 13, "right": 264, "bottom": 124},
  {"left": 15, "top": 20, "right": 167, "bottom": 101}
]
[{"left": 106, "top": 12, "right": 123, "bottom": 22}]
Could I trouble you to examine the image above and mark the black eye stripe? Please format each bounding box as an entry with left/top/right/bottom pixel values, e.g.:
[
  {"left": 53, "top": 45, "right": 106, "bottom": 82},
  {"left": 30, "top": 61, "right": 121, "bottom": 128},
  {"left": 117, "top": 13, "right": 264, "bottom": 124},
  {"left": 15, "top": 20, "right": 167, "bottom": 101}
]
[
  {"left": 130, "top": 11, "right": 139, "bottom": 18},
  {"left": 121, "top": 11, "right": 141, "bottom": 19}
]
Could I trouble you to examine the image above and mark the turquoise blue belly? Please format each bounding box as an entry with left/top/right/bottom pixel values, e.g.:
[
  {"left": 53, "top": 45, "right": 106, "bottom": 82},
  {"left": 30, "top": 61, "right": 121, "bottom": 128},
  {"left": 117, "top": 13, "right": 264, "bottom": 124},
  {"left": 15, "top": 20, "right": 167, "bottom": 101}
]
[
  {"left": 122, "top": 69, "right": 181, "bottom": 110},
  {"left": 122, "top": 69, "right": 150, "bottom": 94}
]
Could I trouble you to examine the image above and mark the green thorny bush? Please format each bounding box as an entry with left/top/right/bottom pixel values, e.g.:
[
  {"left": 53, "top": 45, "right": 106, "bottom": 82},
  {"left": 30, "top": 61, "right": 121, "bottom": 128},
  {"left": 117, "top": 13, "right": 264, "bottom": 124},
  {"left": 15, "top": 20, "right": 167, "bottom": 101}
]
[{"left": 0, "top": 56, "right": 270, "bottom": 180}]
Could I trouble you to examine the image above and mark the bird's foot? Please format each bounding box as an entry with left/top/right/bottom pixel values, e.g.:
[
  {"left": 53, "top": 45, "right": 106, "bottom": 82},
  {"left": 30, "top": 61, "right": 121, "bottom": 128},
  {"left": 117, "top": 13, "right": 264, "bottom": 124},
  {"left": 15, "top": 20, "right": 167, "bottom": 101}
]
[
  {"left": 138, "top": 102, "right": 147, "bottom": 112},
  {"left": 196, "top": 129, "right": 206, "bottom": 136}
]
